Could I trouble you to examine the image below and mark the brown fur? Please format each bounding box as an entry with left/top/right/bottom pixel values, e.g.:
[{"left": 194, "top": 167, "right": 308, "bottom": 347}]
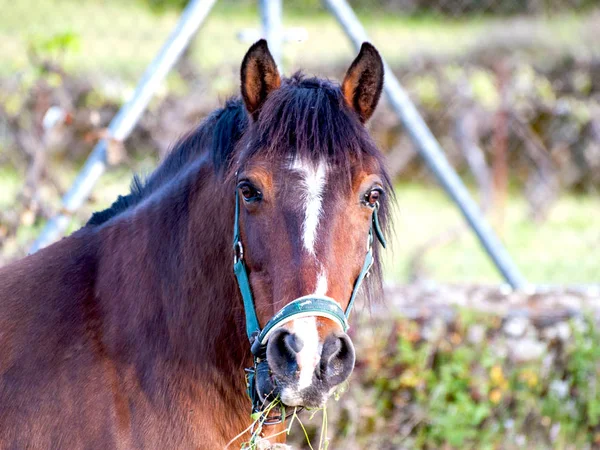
[{"left": 0, "top": 158, "right": 252, "bottom": 448}]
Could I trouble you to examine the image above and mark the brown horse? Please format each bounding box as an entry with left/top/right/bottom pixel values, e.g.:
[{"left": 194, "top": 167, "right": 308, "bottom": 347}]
[{"left": 0, "top": 40, "right": 391, "bottom": 448}]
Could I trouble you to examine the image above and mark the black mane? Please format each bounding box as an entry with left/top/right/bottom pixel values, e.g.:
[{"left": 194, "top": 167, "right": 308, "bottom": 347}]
[{"left": 87, "top": 98, "right": 248, "bottom": 226}]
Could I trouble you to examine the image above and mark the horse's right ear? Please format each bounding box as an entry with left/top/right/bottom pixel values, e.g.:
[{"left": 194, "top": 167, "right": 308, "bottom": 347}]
[{"left": 240, "top": 39, "right": 281, "bottom": 120}]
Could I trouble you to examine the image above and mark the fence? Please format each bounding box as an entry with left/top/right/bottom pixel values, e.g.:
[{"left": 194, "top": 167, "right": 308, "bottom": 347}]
[{"left": 0, "top": 0, "right": 598, "bottom": 284}]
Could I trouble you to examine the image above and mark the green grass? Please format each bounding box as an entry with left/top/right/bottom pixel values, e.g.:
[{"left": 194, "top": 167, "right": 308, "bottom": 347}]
[
  {"left": 0, "top": 0, "right": 597, "bottom": 80},
  {"left": 0, "top": 167, "right": 21, "bottom": 209},
  {"left": 383, "top": 183, "right": 600, "bottom": 284}
]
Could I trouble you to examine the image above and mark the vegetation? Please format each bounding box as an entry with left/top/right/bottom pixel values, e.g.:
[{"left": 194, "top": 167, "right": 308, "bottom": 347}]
[
  {"left": 292, "top": 310, "right": 600, "bottom": 449},
  {"left": 141, "top": 0, "right": 599, "bottom": 16},
  {"left": 1, "top": 0, "right": 596, "bottom": 79},
  {"left": 384, "top": 184, "right": 600, "bottom": 284}
]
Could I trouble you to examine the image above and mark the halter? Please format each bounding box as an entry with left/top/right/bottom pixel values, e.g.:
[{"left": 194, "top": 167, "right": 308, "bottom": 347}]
[{"left": 232, "top": 190, "right": 386, "bottom": 418}]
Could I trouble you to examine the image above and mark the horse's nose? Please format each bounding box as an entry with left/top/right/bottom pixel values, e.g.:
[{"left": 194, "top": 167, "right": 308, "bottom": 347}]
[
  {"left": 266, "top": 328, "right": 305, "bottom": 376},
  {"left": 317, "top": 332, "right": 355, "bottom": 386},
  {"left": 266, "top": 327, "right": 355, "bottom": 392}
]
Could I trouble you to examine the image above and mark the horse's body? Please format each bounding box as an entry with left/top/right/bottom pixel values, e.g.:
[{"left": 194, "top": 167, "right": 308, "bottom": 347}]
[
  {"left": 0, "top": 152, "right": 249, "bottom": 448},
  {"left": 0, "top": 41, "right": 389, "bottom": 448}
]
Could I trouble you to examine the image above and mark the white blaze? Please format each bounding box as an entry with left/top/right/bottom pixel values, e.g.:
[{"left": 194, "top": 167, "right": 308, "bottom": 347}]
[
  {"left": 285, "top": 158, "right": 331, "bottom": 395},
  {"left": 314, "top": 268, "right": 328, "bottom": 296},
  {"left": 289, "top": 270, "right": 329, "bottom": 392},
  {"left": 292, "top": 316, "right": 321, "bottom": 390},
  {"left": 290, "top": 158, "right": 327, "bottom": 255}
]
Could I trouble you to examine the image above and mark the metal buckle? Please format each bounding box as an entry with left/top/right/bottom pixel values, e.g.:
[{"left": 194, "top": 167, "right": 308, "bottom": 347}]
[{"left": 234, "top": 240, "right": 244, "bottom": 264}]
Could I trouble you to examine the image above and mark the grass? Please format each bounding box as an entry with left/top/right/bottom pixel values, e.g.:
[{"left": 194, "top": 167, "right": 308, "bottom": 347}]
[
  {"left": 222, "top": 395, "right": 329, "bottom": 449},
  {"left": 384, "top": 183, "right": 600, "bottom": 284},
  {"left": 0, "top": 0, "right": 597, "bottom": 80}
]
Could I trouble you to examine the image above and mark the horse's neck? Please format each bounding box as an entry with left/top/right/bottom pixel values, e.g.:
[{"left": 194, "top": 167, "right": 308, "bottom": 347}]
[{"left": 96, "top": 160, "right": 250, "bottom": 403}]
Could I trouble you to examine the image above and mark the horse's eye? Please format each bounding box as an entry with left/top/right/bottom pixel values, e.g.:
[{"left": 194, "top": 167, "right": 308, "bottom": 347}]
[
  {"left": 365, "top": 189, "right": 381, "bottom": 207},
  {"left": 238, "top": 182, "right": 262, "bottom": 202}
]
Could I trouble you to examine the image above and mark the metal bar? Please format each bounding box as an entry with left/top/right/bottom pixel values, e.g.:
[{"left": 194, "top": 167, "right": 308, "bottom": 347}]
[
  {"left": 30, "top": 0, "right": 217, "bottom": 253},
  {"left": 260, "top": 0, "right": 283, "bottom": 70},
  {"left": 323, "top": 0, "right": 526, "bottom": 289}
]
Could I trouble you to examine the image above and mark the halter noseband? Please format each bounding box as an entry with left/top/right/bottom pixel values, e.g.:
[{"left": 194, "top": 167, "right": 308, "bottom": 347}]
[{"left": 232, "top": 190, "right": 385, "bottom": 417}]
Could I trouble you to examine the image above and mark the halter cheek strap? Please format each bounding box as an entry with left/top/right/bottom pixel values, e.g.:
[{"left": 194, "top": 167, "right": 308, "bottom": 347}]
[
  {"left": 233, "top": 191, "right": 261, "bottom": 340},
  {"left": 232, "top": 190, "right": 385, "bottom": 414}
]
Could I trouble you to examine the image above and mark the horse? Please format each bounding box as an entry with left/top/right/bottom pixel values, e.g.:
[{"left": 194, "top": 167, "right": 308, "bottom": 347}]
[{"left": 0, "top": 40, "right": 391, "bottom": 449}]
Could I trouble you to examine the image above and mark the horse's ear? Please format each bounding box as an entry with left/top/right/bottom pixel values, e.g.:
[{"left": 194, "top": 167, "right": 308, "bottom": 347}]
[
  {"left": 240, "top": 39, "right": 281, "bottom": 120},
  {"left": 341, "top": 42, "right": 384, "bottom": 123}
]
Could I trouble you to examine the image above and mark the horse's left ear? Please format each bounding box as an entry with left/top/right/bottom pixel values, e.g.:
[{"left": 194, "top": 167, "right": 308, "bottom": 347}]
[
  {"left": 240, "top": 39, "right": 281, "bottom": 120},
  {"left": 342, "top": 42, "right": 384, "bottom": 123}
]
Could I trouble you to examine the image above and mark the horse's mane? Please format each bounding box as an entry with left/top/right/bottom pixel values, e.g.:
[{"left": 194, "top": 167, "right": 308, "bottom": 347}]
[
  {"left": 86, "top": 97, "right": 247, "bottom": 226},
  {"left": 86, "top": 73, "right": 392, "bottom": 304}
]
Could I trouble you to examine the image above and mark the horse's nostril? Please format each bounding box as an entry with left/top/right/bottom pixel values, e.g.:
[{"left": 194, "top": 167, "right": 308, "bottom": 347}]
[
  {"left": 266, "top": 328, "right": 301, "bottom": 377},
  {"left": 318, "top": 333, "right": 355, "bottom": 386},
  {"left": 273, "top": 330, "right": 301, "bottom": 360},
  {"left": 285, "top": 332, "right": 304, "bottom": 354}
]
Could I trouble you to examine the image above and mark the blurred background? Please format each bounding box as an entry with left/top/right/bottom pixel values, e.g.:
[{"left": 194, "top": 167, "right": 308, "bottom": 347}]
[{"left": 1, "top": 0, "right": 599, "bottom": 448}]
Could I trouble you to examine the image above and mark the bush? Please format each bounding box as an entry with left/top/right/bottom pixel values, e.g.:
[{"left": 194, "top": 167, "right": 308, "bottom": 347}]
[{"left": 291, "top": 311, "right": 600, "bottom": 449}]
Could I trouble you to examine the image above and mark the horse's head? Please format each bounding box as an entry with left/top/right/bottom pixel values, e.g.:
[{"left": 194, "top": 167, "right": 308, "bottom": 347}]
[{"left": 231, "top": 40, "right": 390, "bottom": 409}]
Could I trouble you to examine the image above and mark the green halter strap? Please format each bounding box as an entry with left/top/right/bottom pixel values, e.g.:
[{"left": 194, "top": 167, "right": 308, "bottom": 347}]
[{"left": 233, "top": 190, "right": 261, "bottom": 340}]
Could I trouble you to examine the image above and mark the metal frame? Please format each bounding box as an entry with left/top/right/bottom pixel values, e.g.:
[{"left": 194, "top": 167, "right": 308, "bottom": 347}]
[
  {"left": 30, "top": 0, "right": 217, "bottom": 253},
  {"left": 30, "top": 0, "right": 526, "bottom": 289},
  {"left": 260, "top": 0, "right": 283, "bottom": 68},
  {"left": 323, "top": 0, "right": 525, "bottom": 288}
]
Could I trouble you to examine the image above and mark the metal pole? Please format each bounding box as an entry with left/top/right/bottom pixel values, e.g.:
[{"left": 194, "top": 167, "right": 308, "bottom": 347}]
[
  {"left": 30, "top": 0, "right": 217, "bottom": 253},
  {"left": 323, "top": 0, "right": 526, "bottom": 289},
  {"left": 260, "top": 0, "right": 283, "bottom": 69}
]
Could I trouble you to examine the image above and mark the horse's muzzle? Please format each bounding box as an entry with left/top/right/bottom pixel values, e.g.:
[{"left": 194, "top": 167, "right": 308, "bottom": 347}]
[{"left": 263, "top": 327, "right": 355, "bottom": 407}]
